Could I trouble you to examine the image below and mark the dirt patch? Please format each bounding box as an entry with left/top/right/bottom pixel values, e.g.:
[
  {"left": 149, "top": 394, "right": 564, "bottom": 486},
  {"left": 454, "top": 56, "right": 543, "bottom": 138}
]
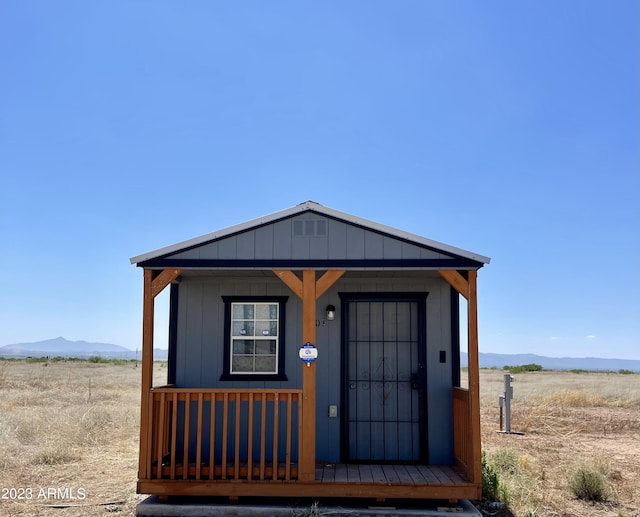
[{"left": 479, "top": 371, "right": 640, "bottom": 516}]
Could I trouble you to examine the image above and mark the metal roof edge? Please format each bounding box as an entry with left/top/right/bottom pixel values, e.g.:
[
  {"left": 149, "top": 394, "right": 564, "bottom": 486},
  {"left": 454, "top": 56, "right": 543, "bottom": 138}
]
[{"left": 130, "top": 200, "right": 491, "bottom": 265}]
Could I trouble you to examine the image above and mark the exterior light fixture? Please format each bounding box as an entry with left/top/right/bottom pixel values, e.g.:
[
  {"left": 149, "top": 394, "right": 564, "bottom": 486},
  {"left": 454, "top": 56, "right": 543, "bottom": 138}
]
[{"left": 326, "top": 305, "right": 336, "bottom": 321}]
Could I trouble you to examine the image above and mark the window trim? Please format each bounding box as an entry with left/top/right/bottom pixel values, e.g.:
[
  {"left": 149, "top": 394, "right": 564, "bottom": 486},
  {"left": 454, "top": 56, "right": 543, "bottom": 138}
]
[{"left": 220, "top": 295, "right": 288, "bottom": 381}]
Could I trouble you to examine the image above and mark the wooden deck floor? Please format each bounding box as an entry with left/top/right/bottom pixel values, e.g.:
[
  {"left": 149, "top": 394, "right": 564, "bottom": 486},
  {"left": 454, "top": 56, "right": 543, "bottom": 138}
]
[
  {"left": 140, "top": 462, "right": 479, "bottom": 501},
  {"left": 152, "top": 461, "right": 467, "bottom": 485},
  {"left": 315, "top": 463, "right": 468, "bottom": 485}
]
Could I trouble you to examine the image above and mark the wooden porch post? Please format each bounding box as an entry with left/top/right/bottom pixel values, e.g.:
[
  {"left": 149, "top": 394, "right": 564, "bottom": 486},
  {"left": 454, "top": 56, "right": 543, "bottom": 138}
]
[
  {"left": 138, "top": 268, "right": 181, "bottom": 480},
  {"left": 301, "top": 270, "right": 317, "bottom": 481},
  {"left": 274, "top": 269, "right": 345, "bottom": 482},
  {"left": 138, "top": 269, "right": 154, "bottom": 479},
  {"left": 467, "top": 270, "right": 482, "bottom": 486},
  {"left": 438, "top": 269, "right": 482, "bottom": 486}
]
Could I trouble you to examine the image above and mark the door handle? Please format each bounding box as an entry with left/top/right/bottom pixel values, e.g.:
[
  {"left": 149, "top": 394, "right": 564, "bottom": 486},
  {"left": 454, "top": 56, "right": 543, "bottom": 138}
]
[{"left": 411, "top": 374, "right": 420, "bottom": 390}]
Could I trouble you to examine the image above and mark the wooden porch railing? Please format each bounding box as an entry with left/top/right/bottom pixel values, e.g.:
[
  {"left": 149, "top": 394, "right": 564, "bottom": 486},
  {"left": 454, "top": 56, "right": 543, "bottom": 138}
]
[
  {"left": 143, "top": 388, "right": 303, "bottom": 482},
  {"left": 452, "top": 387, "right": 471, "bottom": 478}
]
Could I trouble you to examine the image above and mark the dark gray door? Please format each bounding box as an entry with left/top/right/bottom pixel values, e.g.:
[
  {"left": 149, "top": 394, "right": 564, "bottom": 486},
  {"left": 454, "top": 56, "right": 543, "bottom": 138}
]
[{"left": 344, "top": 297, "right": 426, "bottom": 462}]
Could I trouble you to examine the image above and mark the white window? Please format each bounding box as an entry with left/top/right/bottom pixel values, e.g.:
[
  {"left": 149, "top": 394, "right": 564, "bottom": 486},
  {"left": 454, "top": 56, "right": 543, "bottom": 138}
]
[{"left": 230, "top": 302, "right": 279, "bottom": 374}]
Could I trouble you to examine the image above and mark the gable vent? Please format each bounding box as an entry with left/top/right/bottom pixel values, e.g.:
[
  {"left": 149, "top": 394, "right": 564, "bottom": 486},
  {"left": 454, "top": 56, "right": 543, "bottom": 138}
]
[{"left": 293, "top": 220, "right": 327, "bottom": 237}]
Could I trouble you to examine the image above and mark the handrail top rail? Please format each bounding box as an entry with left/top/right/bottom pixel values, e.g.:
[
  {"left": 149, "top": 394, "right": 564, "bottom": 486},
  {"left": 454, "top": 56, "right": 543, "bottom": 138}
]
[{"left": 150, "top": 387, "right": 303, "bottom": 394}]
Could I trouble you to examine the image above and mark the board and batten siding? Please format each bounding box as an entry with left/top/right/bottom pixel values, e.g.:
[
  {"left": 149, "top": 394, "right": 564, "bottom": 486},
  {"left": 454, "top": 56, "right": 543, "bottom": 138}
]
[
  {"left": 163, "top": 213, "right": 452, "bottom": 263},
  {"left": 171, "top": 273, "right": 455, "bottom": 464}
]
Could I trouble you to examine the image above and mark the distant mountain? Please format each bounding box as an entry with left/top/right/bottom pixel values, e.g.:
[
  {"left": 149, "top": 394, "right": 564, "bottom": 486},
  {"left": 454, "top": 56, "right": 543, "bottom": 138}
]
[
  {"left": 462, "top": 352, "right": 639, "bottom": 372},
  {"left": 0, "top": 337, "right": 168, "bottom": 360},
  {"left": 2, "top": 338, "right": 636, "bottom": 371}
]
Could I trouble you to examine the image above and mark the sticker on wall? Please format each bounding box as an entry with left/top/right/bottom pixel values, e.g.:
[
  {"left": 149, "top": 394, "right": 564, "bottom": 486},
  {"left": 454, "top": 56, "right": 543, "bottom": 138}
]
[{"left": 299, "top": 342, "right": 318, "bottom": 367}]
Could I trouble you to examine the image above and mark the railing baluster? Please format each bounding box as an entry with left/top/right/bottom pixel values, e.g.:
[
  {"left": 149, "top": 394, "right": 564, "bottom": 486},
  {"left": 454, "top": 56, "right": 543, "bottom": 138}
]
[
  {"left": 247, "top": 393, "right": 254, "bottom": 480},
  {"left": 260, "top": 392, "right": 266, "bottom": 480},
  {"left": 196, "top": 392, "right": 203, "bottom": 480},
  {"left": 209, "top": 393, "right": 216, "bottom": 480},
  {"left": 182, "top": 393, "right": 190, "bottom": 480},
  {"left": 285, "top": 393, "right": 292, "bottom": 481},
  {"left": 297, "top": 392, "right": 303, "bottom": 478},
  {"left": 272, "top": 393, "right": 279, "bottom": 480},
  {"left": 234, "top": 393, "right": 241, "bottom": 480},
  {"left": 163, "top": 395, "right": 170, "bottom": 460},
  {"left": 170, "top": 392, "right": 177, "bottom": 480},
  {"left": 222, "top": 392, "right": 228, "bottom": 480},
  {"left": 156, "top": 392, "right": 166, "bottom": 479},
  {"left": 146, "top": 396, "right": 155, "bottom": 480}
]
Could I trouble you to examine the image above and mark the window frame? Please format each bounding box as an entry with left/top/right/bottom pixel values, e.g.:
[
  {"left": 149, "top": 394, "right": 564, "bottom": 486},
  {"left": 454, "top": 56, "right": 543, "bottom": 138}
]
[{"left": 220, "top": 295, "right": 288, "bottom": 381}]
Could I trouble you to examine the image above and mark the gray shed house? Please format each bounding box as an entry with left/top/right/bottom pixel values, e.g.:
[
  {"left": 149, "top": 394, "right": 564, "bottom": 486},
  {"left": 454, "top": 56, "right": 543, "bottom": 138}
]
[{"left": 130, "top": 201, "right": 490, "bottom": 502}]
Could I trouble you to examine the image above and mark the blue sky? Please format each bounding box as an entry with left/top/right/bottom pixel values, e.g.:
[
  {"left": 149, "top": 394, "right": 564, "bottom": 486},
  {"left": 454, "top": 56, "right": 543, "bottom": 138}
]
[{"left": 1, "top": 1, "right": 638, "bottom": 360}]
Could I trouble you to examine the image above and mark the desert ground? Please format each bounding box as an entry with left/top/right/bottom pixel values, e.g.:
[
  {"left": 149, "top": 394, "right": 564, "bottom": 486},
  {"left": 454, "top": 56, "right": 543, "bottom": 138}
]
[
  {"left": 471, "top": 369, "right": 640, "bottom": 517},
  {"left": 0, "top": 360, "right": 638, "bottom": 517}
]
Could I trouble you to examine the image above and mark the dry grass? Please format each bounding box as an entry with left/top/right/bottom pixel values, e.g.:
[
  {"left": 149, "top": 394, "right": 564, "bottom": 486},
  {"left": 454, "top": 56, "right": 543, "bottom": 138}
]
[
  {"left": 477, "top": 370, "right": 640, "bottom": 517},
  {"left": 0, "top": 360, "right": 166, "bottom": 516},
  {"left": 1, "top": 362, "right": 638, "bottom": 516}
]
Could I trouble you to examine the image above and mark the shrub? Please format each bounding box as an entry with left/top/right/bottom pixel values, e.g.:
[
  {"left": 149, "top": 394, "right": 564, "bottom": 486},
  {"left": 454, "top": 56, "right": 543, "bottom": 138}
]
[
  {"left": 503, "top": 364, "right": 543, "bottom": 373},
  {"left": 482, "top": 451, "right": 509, "bottom": 502},
  {"left": 569, "top": 468, "right": 606, "bottom": 501},
  {"left": 618, "top": 369, "right": 635, "bottom": 375},
  {"left": 568, "top": 457, "right": 609, "bottom": 501},
  {"left": 33, "top": 446, "right": 79, "bottom": 465},
  {"left": 88, "top": 355, "right": 108, "bottom": 363},
  {"left": 25, "top": 356, "right": 48, "bottom": 363},
  {"left": 491, "top": 447, "right": 520, "bottom": 475}
]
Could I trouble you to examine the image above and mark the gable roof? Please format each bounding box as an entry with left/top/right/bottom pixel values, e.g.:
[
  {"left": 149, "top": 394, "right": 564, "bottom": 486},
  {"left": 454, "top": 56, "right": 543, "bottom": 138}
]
[{"left": 130, "top": 200, "right": 490, "bottom": 269}]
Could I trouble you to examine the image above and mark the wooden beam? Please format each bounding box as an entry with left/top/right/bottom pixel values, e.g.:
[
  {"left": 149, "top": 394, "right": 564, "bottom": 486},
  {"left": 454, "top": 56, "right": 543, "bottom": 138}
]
[
  {"left": 438, "top": 270, "right": 469, "bottom": 300},
  {"left": 138, "top": 478, "right": 480, "bottom": 500},
  {"left": 139, "top": 267, "right": 181, "bottom": 481},
  {"left": 467, "top": 271, "right": 482, "bottom": 486},
  {"left": 273, "top": 268, "right": 344, "bottom": 482},
  {"left": 315, "top": 270, "right": 345, "bottom": 300},
  {"left": 273, "top": 270, "right": 303, "bottom": 299},
  {"left": 151, "top": 268, "right": 181, "bottom": 298},
  {"left": 138, "top": 269, "right": 154, "bottom": 479},
  {"left": 300, "top": 270, "right": 317, "bottom": 481},
  {"left": 439, "top": 268, "right": 482, "bottom": 488}
]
